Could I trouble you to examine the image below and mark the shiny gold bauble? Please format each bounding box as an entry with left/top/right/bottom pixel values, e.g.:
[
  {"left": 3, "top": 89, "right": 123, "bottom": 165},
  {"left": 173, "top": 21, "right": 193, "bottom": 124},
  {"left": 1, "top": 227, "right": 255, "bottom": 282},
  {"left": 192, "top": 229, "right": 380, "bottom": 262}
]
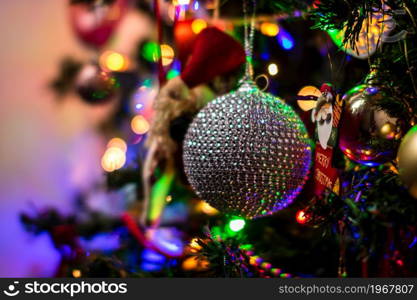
[{"left": 397, "top": 125, "right": 417, "bottom": 198}]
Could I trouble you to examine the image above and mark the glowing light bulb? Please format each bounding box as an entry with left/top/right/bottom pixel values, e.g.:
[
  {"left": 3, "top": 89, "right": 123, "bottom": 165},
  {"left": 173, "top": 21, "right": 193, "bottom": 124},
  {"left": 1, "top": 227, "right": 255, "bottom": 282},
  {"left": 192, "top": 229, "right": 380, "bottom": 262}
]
[
  {"left": 142, "top": 41, "right": 160, "bottom": 62},
  {"left": 100, "top": 51, "right": 128, "bottom": 72},
  {"left": 281, "top": 38, "right": 294, "bottom": 50},
  {"left": 267, "top": 63, "right": 279, "bottom": 76},
  {"left": 296, "top": 85, "right": 322, "bottom": 111},
  {"left": 72, "top": 269, "right": 82, "bottom": 278},
  {"left": 228, "top": 218, "right": 246, "bottom": 232},
  {"left": 101, "top": 147, "right": 126, "bottom": 172},
  {"left": 198, "top": 201, "right": 219, "bottom": 215},
  {"left": 131, "top": 115, "right": 150, "bottom": 135},
  {"left": 260, "top": 22, "right": 279, "bottom": 36},
  {"left": 174, "top": 0, "right": 190, "bottom": 5},
  {"left": 192, "top": 19, "right": 207, "bottom": 34},
  {"left": 107, "top": 137, "right": 127, "bottom": 152},
  {"left": 189, "top": 238, "right": 202, "bottom": 251},
  {"left": 296, "top": 210, "right": 308, "bottom": 224},
  {"left": 160, "top": 44, "right": 175, "bottom": 66}
]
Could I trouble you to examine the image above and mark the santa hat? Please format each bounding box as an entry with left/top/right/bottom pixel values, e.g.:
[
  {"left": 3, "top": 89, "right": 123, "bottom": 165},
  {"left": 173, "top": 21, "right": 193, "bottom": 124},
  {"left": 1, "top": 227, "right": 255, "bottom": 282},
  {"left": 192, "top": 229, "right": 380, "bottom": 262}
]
[
  {"left": 180, "top": 27, "right": 246, "bottom": 88},
  {"left": 319, "top": 83, "right": 334, "bottom": 95}
]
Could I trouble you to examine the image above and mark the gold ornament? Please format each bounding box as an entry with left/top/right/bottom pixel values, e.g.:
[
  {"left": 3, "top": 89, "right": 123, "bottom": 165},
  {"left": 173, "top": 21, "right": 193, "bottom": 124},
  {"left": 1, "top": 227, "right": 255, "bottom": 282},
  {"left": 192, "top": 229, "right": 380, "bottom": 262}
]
[{"left": 397, "top": 126, "right": 417, "bottom": 198}]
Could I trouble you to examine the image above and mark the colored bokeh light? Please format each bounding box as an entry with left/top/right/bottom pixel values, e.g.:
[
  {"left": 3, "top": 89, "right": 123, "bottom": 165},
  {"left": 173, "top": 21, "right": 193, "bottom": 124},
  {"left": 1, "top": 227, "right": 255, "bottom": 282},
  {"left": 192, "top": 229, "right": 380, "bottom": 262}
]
[
  {"left": 198, "top": 201, "right": 219, "bottom": 216},
  {"left": 142, "top": 41, "right": 160, "bottom": 62},
  {"left": 101, "top": 147, "right": 126, "bottom": 172},
  {"left": 192, "top": 19, "right": 207, "bottom": 34},
  {"left": 131, "top": 115, "right": 150, "bottom": 135},
  {"left": 296, "top": 210, "right": 308, "bottom": 224},
  {"left": 174, "top": 0, "right": 191, "bottom": 5},
  {"left": 296, "top": 85, "right": 321, "bottom": 111},
  {"left": 277, "top": 30, "right": 295, "bottom": 50},
  {"left": 100, "top": 51, "right": 128, "bottom": 72},
  {"left": 228, "top": 218, "right": 246, "bottom": 232},
  {"left": 160, "top": 44, "right": 175, "bottom": 66},
  {"left": 260, "top": 22, "right": 279, "bottom": 36},
  {"left": 107, "top": 137, "right": 127, "bottom": 152},
  {"left": 267, "top": 63, "right": 279, "bottom": 76}
]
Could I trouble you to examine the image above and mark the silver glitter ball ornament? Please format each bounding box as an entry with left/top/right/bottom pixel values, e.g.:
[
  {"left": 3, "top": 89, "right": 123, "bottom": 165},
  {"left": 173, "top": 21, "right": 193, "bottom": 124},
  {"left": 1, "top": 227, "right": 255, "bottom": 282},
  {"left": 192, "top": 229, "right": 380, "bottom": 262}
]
[{"left": 183, "top": 81, "right": 312, "bottom": 219}]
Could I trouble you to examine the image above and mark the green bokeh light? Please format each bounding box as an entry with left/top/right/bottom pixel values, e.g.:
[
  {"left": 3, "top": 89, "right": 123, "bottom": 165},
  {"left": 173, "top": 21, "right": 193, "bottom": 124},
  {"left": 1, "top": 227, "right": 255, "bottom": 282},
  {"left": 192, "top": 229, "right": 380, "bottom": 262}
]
[{"left": 228, "top": 218, "right": 246, "bottom": 232}]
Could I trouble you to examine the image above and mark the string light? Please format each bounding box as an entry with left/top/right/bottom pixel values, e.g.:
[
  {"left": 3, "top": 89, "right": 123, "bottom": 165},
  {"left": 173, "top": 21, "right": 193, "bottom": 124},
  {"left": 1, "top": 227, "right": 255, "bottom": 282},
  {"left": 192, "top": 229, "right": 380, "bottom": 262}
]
[
  {"left": 160, "top": 44, "right": 175, "bottom": 66},
  {"left": 296, "top": 210, "right": 308, "bottom": 224},
  {"left": 173, "top": 0, "right": 190, "bottom": 5},
  {"left": 277, "top": 29, "right": 294, "bottom": 50},
  {"left": 131, "top": 115, "right": 150, "bottom": 135},
  {"left": 72, "top": 269, "right": 82, "bottom": 278},
  {"left": 228, "top": 218, "right": 246, "bottom": 232},
  {"left": 296, "top": 85, "right": 322, "bottom": 111},
  {"left": 260, "top": 22, "right": 279, "bottom": 36},
  {"left": 197, "top": 201, "right": 219, "bottom": 216},
  {"left": 101, "top": 147, "right": 126, "bottom": 172},
  {"left": 189, "top": 238, "right": 202, "bottom": 251},
  {"left": 191, "top": 19, "right": 207, "bottom": 34},
  {"left": 166, "top": 69, "right": 180, "bottom": 80},
  {"left": 99, "top": 51, "right": 128, "bottom": 72},
  {"left": 142, "top": 41, "right": 160, "bottom": 62},
  {"left": 107, "top": 137, "right": 127, "bottom": 152},
  {"left": 267, "top": 63, "right": 279, "bottom": 76}
]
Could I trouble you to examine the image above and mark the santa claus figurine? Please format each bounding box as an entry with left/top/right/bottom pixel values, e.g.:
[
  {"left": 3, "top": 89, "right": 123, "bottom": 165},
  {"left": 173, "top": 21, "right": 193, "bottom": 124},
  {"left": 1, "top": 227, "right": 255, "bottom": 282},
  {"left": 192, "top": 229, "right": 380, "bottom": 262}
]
[
  {"left": 311, "top": 83, "right": 343, "bottom": 197},
  {"left": 142, "top": 27, "right": 246, "bottom": 226}
]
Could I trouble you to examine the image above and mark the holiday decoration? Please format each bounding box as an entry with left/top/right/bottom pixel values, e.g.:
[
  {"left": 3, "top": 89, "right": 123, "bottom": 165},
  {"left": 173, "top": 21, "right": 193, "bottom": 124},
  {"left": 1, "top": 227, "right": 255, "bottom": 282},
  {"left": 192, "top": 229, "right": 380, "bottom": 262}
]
[
  {"left": 296, "top": 85, "right": 322, "bottom": 112},
  {"left": 11, "top": 0, "right": 417, "bottom": 280},
  {"left": 339, "top": 81, "right": 402, "bottom": 166},
  {"left": 310, "top": 84, "right": 343, "bottom": 196},
  {"left": 75, "top": 63, "right": 118, "bottom": 104},
  {"left": 183, "top": 80, "right": 312, "bottom": 218},
  {"left": 296, "top": 84, "right": 343, "bottom": 198},
  {"left": 69, "top": 0, "right": 127, "bottom": 49},
  {"left": 327, "top": 9, "right": 394, "bottom": 59},
  {"left": 397, "top": 126, "right": 417, "bottom": 198}
]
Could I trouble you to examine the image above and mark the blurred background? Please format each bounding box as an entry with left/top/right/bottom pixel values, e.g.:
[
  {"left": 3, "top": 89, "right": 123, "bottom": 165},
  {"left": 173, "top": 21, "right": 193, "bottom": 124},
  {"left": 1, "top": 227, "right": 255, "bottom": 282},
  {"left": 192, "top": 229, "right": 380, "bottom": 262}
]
[{"left": 0, "top": 0, "right": 371, "bottom": 277}]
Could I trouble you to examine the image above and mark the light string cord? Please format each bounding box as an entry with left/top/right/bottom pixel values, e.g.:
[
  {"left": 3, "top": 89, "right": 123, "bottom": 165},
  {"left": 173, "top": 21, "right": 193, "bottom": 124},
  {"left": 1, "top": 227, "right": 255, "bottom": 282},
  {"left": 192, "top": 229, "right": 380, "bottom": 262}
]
[{"left": 243, "top": 0, "right": 256, "bottom": 81}]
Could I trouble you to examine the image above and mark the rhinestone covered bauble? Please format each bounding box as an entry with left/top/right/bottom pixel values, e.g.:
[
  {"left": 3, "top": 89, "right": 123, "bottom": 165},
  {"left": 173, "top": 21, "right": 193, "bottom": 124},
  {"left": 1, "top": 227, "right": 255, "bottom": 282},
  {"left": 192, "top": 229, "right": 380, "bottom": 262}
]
[{"left": 183, "top": 81, "right": 312, "bottom": 219}]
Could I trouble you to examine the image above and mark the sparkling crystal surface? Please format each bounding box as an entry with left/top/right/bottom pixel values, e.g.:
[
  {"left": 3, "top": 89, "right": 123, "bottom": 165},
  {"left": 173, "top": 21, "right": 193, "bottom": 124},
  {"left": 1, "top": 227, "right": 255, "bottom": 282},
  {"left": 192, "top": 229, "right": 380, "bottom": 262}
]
[{"left": 183, "top": 81, "right": 312, "bottom": 218}]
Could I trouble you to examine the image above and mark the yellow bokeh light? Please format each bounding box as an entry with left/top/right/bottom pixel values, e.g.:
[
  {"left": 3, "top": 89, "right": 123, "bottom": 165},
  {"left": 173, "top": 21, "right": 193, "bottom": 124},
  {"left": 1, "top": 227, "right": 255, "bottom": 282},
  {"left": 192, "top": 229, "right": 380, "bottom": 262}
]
[
  {"left": 131, "top": 115, "right": 150, "bottom": 135},
  {"left": 189, "top": 238, "right": 202, "bottom": 250},
  {"left": 160, "top": 44, "right": 175, "bottom": 66},
  {"left": 72, "top": 269, "right": 82, "bottom": 278},
  {"left": 267, "top": 63, "right": 279, "bottom": 76},
  {"left": 297, "top": 85, "right": 322, "bottom": 111},
  {"left": 197, "top": 201, "right": 219, "bottom": 216},
  {"left": 260, "top": 22, "right": 279, "bottom": 36},
  {"left": 107, "top": 137, "right": 127, "bottom": 152},
  {"left": 182, "top": 256, "right": 198, "bottom": 271},
  {"left": 100, "top": 51, "right": 128, "bottom": 72},
  {"left": 192, "top": 19, "right": 207, "bottom": 34},
  {"left": 182, "top": 256, "right": 209, "bottom": 271},
  {"left": 101, "top": 147, "right": 126, "bottom": 172},
  {"left": 173, "top": 0, "right": 191, "bottom": 5}
]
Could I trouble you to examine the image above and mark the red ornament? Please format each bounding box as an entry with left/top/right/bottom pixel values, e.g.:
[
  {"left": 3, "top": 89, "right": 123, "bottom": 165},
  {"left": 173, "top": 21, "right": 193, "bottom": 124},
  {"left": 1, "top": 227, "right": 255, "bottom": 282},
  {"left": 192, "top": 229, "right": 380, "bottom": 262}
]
[{"left": 69, "top": 0, "right": 127, "bottom": 49}]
